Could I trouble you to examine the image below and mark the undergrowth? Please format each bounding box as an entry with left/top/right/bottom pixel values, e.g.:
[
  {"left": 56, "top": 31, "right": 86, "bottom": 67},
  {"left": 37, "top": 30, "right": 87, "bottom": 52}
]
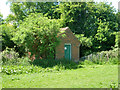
[{"left": 1, "top": 47, "right": 118, "bottom": 75}]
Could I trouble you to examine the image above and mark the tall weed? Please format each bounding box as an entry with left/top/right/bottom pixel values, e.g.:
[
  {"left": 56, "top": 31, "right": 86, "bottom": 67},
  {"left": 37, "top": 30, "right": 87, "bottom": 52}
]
[{"left": 80, "top": 48, "right": 118, "bottom": 65}]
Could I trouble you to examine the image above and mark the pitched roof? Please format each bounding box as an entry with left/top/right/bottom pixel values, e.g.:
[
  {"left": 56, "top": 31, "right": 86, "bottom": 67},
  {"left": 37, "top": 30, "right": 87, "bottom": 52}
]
[
  {"left": 60, "top": 27, "right": 70, "bottom": 33},
  {"left": 59, "top": 27, "right": 81, "bottom": 44}
]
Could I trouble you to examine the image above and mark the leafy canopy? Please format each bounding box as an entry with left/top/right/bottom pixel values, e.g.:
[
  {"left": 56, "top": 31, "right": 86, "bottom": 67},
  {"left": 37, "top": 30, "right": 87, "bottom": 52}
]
[
  {"left": 12, "top": 13, "right": 60, "bottom": 59},
  {"left": 1, "top": 24, "right": 16, "bottom": 50},
  {"left": 5, "top": 1, "right": 120, "bottom": 57}
]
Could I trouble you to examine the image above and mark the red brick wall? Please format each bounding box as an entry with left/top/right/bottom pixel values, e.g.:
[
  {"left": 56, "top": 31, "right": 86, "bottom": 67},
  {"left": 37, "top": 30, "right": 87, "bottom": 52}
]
[{"left": 56, "top": 27, "right": 80, "bottom": 61}]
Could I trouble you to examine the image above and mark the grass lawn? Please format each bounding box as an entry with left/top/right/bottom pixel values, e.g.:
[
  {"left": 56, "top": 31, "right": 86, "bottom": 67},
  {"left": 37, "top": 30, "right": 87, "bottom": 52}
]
[{"left": 2, "top": 65, "right": 118, "bottom": 88}]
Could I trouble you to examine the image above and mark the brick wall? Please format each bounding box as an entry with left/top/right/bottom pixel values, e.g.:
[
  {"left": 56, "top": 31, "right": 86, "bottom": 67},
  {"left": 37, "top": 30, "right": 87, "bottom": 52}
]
[{"left": 56, "top": 27, "right": 80, "bottom": 61}]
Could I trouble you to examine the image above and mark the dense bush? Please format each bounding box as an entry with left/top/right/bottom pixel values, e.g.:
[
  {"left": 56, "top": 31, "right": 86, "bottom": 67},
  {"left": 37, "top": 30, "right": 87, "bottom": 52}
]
[
  {"left": 2, "top": 47, "right": 30, "bottom": 65},
  {"left": 1, "top": 24, "right": 25, "bottom": 57},
  {"left": 12, "top": 13, "right": 61, "bottom": 59},
  {"left": 80, "top": 48, "right": 118, "bottom": 65},
  {"left": 1, "top": 24, "right": 15, "bottom": 50},
  {"left": 2, "top": 51, "right": 80, "bottom": 75}
]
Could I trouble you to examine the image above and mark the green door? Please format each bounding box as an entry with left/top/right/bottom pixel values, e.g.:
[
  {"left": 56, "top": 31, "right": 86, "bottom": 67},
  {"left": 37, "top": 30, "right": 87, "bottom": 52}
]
[{"left": 64, "top": 44, "right": 71, "bottom": 60}]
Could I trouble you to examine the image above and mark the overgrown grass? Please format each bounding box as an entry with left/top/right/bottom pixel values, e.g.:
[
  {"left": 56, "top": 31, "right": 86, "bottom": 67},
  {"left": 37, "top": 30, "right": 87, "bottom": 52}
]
[
  {"left": 1, "top": 47, "right": 118, "bottom": 88},
  {"left": 79, "top": 57, "right": 118, "bottom": 65},
  {"left": 31, "top": 58, "right": 78, "bottom": 69},
  {"left": 2, "top": 65, "right": 65, "bottom": 75},
  {"left": 1, "top": 57, "right": 118, "bottom": 88},
  {"left": 80, "top": 48, "right": 118, "bottom": 65},
  {"left": 1, "top": 56, "right": 118, "bottom": 75},
  {"left": 2, "top": 47, "right": 118, "bottom": 68},
  {"left": 2, "top": 65, "right": 118, "bottom": 88}
]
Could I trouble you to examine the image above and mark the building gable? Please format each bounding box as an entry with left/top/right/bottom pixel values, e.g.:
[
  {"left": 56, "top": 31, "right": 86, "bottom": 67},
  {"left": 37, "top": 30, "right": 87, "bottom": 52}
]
[
  {"left": 60, "top": 27, "right": 80, "bottom": 45},
  {"left": 56, "top": 27, "right": 80, "bottom": 61}
]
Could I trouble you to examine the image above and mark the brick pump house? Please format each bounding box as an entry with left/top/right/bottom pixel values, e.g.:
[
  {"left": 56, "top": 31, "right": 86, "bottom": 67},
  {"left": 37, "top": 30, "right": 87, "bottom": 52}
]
[
  {"left": 55, "top": 27, "right": 80, "bottom": 61},
  {"left": 28, "top": 27, "right": 80, "bottom": 62}
]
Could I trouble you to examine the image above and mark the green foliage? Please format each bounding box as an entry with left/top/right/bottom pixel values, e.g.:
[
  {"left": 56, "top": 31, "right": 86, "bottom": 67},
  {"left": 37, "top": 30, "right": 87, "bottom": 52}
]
[
  {"left": 75, "top": 34, "right": 93, "bottom": 57},
  {"left": 80, "top": 48, "right": 118, "bottom": 65},
  {"left": 10, "top": 2, "right": 26, "bottom": 21},
  {"left": 79, "top": 60, "right": 94, "bottom": 65},
  {"left": 1, "top": 23, "right": 25, "bottom": 56},
  {"left": 116, "top": 12, "right": 120, "bottom": 31},
  {"left": 115, "top": 32, "right": 120, "bottom": 48},
  {"left": 95, "top": 20, "right": 110, "bottom": 42},
  {"left": 54, "top": 2, "right": 118, "bottom": 54},
  {"left": 9, "top": 2, "right": 59, "bottom": 22},
  {"left": 0, "top": 12, "right": 4, "bottom": 25},
  {"left": 108, "top": 58, "right": 118, "bottom": 65},
  {"left": 93, "top": 19, "right": 115, "bottom": 50},
  {"left": 56, "top": 2, "right": 117, "bottom": 33},
  {"left": 55, "top": 2, "right": 87, "bottom": 33},
  {"left": 2, "top": 47, "right": 19, "bottom": 64},
  {"left": 31, "top": 58, "right": 78, "bottom": 69},
  {"left": 5, "top": 14, "right": 18, "bottom": 28},
  {"left": 2, "top": 58, "right": 78, "bottom": 75},
  {"left": 2, "top": 65, "right": 42, "bottom": 75},
  {"left": 4, "top": 2, "right": 120, "bottom": 58},
  {"left": 75, "top": 34, "right": 92, "bottom": 47},
  {"left": 12, "top": 13, "right": 60, "bottom": 59},
  {"left": 1, "top": 24, "right": 15, "bottom": 50},
  {"left": 110, "top": 82, "right": 117, "bottom": 88},
  {"left": 2, "top": 47, "right": 30, "bottom": 65},
  {"left": 80, "top": 57, "right": 118, "bottom": 65},
  {"left": 2, "top": 65, "right": 118, "bottom": 88}
]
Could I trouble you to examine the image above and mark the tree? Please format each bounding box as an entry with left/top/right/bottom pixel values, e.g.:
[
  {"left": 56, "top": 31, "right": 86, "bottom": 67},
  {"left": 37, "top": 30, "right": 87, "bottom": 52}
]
[
  {"left": 75, "top": 34, "right": 93, "bottom": 57},
  {"left": 7, "top": 1, "right": 119, "bottom": 56},
  {"left": 116, "top": 12, "right": 120, "bottom": 31},
  {"left": 9, "top": 2, "right": 59, "bottom": 21},
  {"left": 115, "top": 32, "right": 120, "bottom": 48},
  {"left": 1, "top": 24, "right": 15, "bottom": 50},
  {"left": 12, "top": 13, "right": 60, "bottom": 59},
  {"left": 55, "top": 2, "right": 118, "bottom": 54},
  {"left": 55, "top": 2, "right": 118, "bottom": 34},
  {"left": 93, "top": 19, "right": 115, "bottom": 51},
  {"left": 0, "top": 12, "right": 4, "bottom": 25},
  {"left": 55, "top": 2, "right": 87, "bottom": 34}
]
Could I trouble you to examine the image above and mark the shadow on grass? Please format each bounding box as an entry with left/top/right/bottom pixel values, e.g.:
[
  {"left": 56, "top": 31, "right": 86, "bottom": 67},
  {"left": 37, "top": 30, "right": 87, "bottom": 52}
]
[{"left": 30, "top": 59, "right": 84, "bottom": 69}]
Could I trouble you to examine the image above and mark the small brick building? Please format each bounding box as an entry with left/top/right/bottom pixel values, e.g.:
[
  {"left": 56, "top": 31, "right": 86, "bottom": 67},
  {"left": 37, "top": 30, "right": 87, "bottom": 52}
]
[{"left": 55, "top": 27, "right": 80, "bottom": 61}]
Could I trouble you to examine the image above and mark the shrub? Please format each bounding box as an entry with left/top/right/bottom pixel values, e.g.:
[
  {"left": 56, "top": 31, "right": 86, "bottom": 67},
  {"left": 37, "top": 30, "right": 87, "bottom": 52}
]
[
  {"left": 2, "top": 65, "right": 43, "bottom": 75},
  {"left": 2, "top": 47, "right": 19, "bottom": 65},
  {"left": 110, "top": 82, "right": 117, "bottom": 88},
  {"left": 2, "top": 47, "right": 31, "bottom": 65},
  {"left": 12, "top": 13, "right": 61, "bottom": 59},
  {"left": 2, "top": 64, "right": 66, "bottom": 75},
  {"left": 80, "top": 60, "right": 94, "bottom": 65},
  {"left": 79, "top": 48, "right": 118, "bottom": 65},
  {"left": 1, "top": 24, "right": 15, "bottom": 51},
  {"left": 108, "top": 58, "right": 118, "bottom": 64},
  {"left": 31, "top": 58, "right": 78, "bottom": 69}
]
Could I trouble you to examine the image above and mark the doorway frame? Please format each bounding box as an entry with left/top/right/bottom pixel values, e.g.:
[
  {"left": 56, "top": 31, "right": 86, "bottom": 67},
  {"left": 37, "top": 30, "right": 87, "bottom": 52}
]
[{"left": 64, "top": 43, "right": 71, "bottom": 60}]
